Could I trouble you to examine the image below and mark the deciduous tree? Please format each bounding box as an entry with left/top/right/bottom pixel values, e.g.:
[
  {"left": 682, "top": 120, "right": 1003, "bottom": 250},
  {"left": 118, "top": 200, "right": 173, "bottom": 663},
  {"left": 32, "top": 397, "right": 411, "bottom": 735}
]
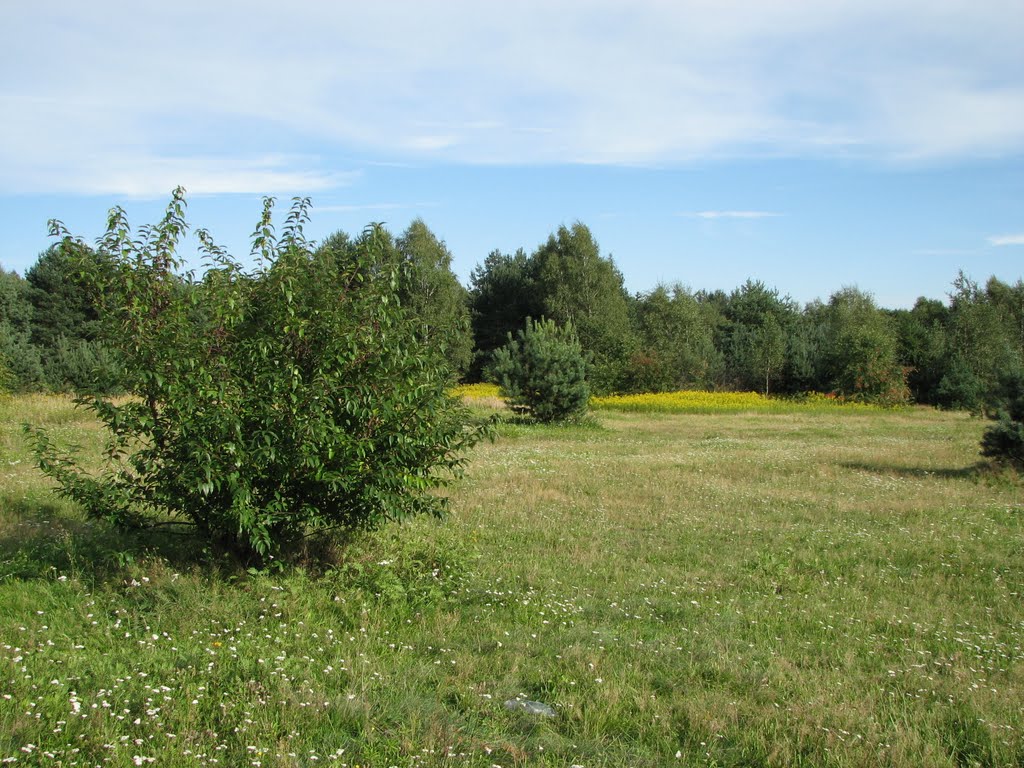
[
  {"left": 395, "top": 219, "right": 473, "bottom": 379},
  {"left": 822, "top": 286, "right": 909, "bottom": 405},
  {"left": 29, "top": 190, "right": 483, "bottom": 564},
  {"left": 631, "top": 283, "right": 720, "bottom": 392}
]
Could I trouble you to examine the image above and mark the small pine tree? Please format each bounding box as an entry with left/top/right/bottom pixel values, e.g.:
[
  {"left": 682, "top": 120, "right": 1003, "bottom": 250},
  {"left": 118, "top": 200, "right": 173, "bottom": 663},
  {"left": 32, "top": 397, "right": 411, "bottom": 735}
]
[
  {"left": 937, "top": 356, "right": 986, "bottom": 412},
  {"left": 981, "top": 370, "right": 1024, "bottom": 467},
  {"left": 490, "top": 317, "right": 589, "bottom": 422}
]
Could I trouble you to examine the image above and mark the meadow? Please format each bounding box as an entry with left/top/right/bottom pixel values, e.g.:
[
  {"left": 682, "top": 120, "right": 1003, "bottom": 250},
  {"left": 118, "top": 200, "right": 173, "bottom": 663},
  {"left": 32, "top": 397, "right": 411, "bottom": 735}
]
[{"left": 1, "top": 393, "right": 1023, "bottom": 767}]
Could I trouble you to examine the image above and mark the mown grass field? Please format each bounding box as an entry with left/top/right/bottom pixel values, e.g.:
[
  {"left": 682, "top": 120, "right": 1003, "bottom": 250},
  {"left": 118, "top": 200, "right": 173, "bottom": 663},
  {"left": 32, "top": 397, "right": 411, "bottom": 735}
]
[{"left": 1, "top": 394, "right": 1023, "bottom": 767}]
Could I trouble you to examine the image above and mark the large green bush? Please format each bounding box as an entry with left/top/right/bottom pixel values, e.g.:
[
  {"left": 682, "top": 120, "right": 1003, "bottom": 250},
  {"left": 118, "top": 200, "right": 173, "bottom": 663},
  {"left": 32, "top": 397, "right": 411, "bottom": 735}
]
[
  {"left": 490, "top": 317, "right": 589, "bottom": 422},
  {"left": 28, "top": 190, "right": 482, "bottom": 564}
]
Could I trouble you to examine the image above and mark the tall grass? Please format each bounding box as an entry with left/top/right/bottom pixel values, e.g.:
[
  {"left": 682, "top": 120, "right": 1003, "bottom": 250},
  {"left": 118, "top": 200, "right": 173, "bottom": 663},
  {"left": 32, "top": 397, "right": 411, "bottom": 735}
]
[{"left": 1, "top": 396, "right": 1022, "bottom": 766}]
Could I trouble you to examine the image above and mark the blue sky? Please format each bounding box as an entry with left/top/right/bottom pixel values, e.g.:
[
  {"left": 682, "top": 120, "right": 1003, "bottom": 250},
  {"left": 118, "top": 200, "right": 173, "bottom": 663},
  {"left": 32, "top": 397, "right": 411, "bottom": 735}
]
[{"left": 2, "top": 1, "right": 1022, "bottom": 309}]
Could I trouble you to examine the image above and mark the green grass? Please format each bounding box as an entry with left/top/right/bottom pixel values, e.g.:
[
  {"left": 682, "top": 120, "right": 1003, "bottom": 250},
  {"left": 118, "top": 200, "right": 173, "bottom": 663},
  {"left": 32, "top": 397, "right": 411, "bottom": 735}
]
[{"left": 1, "top": 396, "right": 1023, "bottom": 766}]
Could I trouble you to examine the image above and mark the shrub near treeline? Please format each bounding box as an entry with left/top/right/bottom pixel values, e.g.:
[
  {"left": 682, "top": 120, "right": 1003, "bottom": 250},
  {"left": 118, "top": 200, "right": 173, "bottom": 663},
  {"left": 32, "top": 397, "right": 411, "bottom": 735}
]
[
  {"left": 27, "top": 190, "right": 484, "bottom": 564},
  {"left": 491, "top": 317, "right": 590, "bottom": 422}
]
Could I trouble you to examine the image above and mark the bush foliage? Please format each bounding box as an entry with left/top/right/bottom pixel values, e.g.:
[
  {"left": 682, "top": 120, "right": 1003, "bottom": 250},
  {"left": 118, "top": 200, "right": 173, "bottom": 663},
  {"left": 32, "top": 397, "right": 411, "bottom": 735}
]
[
  {"left": 28, "top": 190, "right": 483, "bottom": 563},
  {"left": 490, "top": 316, "right": 589, "bottom": 422}
]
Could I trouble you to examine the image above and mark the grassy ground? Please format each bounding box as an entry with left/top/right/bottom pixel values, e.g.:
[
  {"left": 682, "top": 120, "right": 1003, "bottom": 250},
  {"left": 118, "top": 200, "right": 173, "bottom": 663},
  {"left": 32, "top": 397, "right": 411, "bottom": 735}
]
[{"left": 1, "top": 395, "right": 1022, "bottom": 766}]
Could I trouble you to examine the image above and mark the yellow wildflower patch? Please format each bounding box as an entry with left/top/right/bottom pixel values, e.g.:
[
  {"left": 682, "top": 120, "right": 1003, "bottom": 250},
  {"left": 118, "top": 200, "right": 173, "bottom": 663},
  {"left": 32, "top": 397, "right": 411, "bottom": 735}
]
[
  {"left": 450, "top": 382, "right": 508, "bottom": 410},
  {"left": 590, "top": 390, "right": 770, "bottom": 413},
  {"left": 591, "top": 390, "right": 891, "bottom": 414},
  {"left": 450, "top": 383, "right": 502, "bottom": 400},
  {"left": 452, "top": 384, "right": 894, "bottom": 414}
]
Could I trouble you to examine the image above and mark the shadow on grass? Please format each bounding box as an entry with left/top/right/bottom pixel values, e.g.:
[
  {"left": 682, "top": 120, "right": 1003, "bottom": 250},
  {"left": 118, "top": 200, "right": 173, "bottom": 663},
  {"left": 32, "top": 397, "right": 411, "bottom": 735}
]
[
  {"left": 0, "top": 492, "right": 384, "bottom": 585},
  {"left": 0, "top": 491, "right": 220, "bottom": 584},
  {"left": 840, "top": 460, "right": 985, "bottom": 481}
]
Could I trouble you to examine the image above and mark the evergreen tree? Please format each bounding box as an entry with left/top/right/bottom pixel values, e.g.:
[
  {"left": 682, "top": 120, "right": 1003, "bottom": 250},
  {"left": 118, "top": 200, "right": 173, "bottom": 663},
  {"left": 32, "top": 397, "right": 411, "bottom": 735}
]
[
  {"left": 532, "top": 223, "right": 636, "bottom": 393},
  {"left": 491, "top": 317, "right": 589, "bottom": 422},
  {"left": 25, "top": 244, "right": 103, "bottom": 349},
  {"left": 0, "top": 267, "right": 34, "bottom": 331},
  {"left": 468, "top": 248, "right": 543, "bottom": 381},
  {"left": 980, "top": 369, "right": 1024, "bottom": 467},
  {"left": 785, "top": 304, "right": 830, "bottom": 394},
  {"left": 891, "top": 298, "right": 949, "bottom": 405},
  {"left": 0, "top": 267, "right": 45, "bottom": 392}
]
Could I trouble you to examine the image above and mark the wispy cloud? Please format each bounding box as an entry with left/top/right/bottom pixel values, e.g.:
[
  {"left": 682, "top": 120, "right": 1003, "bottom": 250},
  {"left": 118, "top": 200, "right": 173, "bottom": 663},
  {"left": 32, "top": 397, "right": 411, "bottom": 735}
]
[
  {"left": 2, "top": 0, "right": 1023, "bottom": 195},
  {"left": 680, "top": 211, "right": 782, "bottom": 219},
  {"left": 0, "top": 146, "right": 355, "bottom": 198},
  {"left": 989, "top": 234, "right": 1024, "bottom": 246}
]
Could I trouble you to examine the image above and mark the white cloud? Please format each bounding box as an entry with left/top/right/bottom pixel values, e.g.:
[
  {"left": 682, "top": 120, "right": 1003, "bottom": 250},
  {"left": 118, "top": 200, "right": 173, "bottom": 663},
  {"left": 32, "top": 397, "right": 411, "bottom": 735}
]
[
  {"left": 989, "top": 234, "right": 1024, "bottom": 246},
  {"left": 2, "top": 0, "right": 1023, "bottom": 194},
  {"left": 403, "top": 135, "right": 461, "bottom": 152},
  {"left": 0, "top": 149, "right": 354, "bottom": 198}
]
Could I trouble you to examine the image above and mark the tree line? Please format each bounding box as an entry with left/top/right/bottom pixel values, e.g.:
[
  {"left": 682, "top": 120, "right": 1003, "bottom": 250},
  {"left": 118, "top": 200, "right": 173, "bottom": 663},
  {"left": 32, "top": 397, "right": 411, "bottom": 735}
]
[
  {"left": 468, "top": 224, "right": 1024, "bottom": 409},
  {"left": 3, "top": 216, "right": 1023, "bottom": 409}
]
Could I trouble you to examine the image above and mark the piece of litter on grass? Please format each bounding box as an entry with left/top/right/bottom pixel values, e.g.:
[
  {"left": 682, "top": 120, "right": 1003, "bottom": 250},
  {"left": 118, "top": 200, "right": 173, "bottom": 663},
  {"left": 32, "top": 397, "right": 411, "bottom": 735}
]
[{"left": 503, "top": 699, "right": 556, "bottom": 718}]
